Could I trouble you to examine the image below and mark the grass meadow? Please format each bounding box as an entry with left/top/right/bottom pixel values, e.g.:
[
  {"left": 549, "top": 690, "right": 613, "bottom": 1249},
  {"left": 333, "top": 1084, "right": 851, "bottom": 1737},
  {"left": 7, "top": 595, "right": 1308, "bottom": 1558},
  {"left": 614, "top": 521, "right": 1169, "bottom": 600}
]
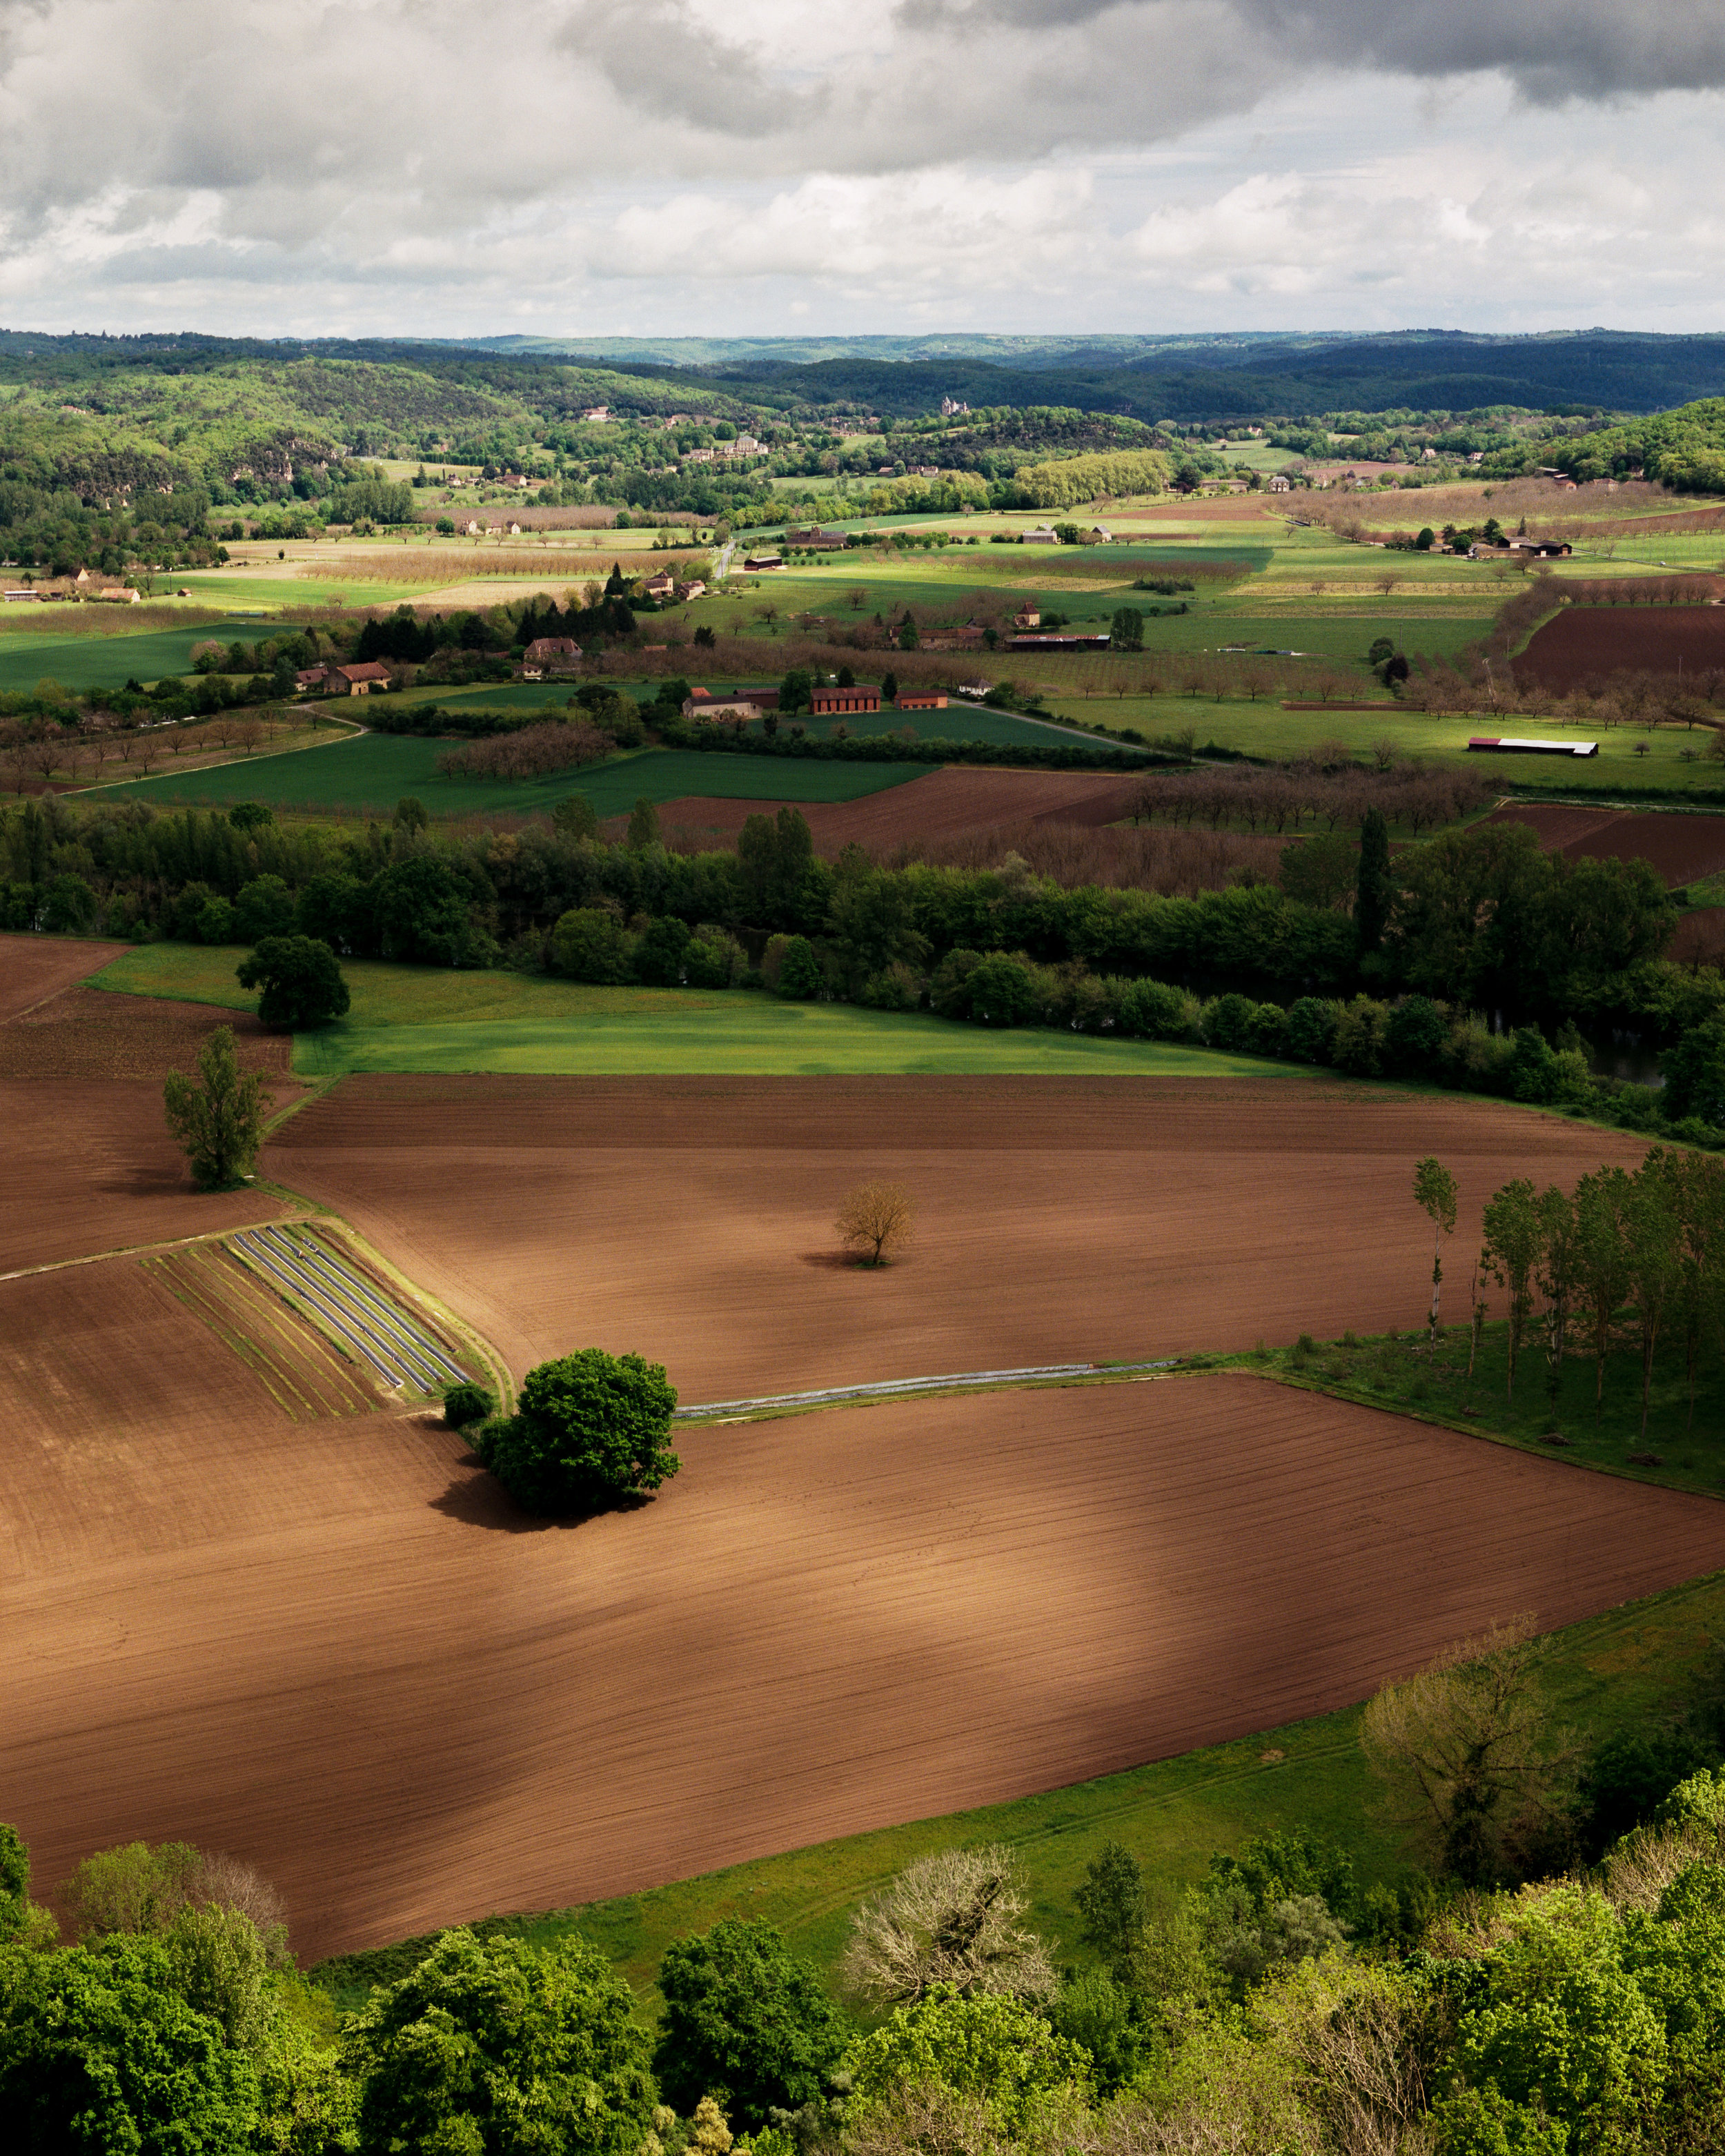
[
  {"left": 90, "top": 946, "right": 1266, "bottom": 1080},
  {"left": 308, "top": 1559, "right": 1725, "bottom": 2012},
  {"left": 88, "top": 735, "right": 931, "bottom": 819}
]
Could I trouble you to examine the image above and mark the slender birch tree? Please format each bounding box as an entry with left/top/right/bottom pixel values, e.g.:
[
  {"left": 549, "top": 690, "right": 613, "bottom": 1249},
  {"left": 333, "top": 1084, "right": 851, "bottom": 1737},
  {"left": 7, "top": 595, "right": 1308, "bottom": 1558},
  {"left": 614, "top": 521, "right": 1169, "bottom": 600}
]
[{"left": 1412, "top": 1158, "right": 1458, "bottom": 1347}]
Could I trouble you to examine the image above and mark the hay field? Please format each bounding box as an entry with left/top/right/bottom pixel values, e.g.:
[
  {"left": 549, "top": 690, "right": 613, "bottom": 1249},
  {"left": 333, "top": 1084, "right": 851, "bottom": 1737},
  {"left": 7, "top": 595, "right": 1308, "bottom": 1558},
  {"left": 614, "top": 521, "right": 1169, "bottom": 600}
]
[{"left": 264, "top": 1075, "right": 1654, "bottom": 1401}]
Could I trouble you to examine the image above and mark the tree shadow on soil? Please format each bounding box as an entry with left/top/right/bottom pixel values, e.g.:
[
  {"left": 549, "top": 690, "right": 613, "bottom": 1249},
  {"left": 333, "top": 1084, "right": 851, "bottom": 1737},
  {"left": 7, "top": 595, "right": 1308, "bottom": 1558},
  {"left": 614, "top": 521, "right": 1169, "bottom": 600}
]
[
  {"left": 796, "top": 1250, "right": 907, "bottom": 1269},
  {"left": 428, "top": 1459, "right": 654, "bottom": 1534}
]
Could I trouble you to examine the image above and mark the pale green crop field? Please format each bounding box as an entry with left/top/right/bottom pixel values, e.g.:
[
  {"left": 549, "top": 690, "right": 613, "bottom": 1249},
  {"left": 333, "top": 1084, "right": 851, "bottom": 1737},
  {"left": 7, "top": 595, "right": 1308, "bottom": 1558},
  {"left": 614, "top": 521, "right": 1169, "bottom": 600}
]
[{"left": 92, "top": 945, "right": 1274, "bottom": 1082}]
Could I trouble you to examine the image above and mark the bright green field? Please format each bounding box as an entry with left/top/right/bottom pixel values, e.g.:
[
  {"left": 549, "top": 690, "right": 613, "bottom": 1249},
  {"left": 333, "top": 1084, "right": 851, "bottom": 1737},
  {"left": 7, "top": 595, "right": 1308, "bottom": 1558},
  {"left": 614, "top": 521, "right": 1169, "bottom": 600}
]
[
  {"left": 309, "top": 1559, "right": 1725, "bottom": 2010},
  {"left": 0, "top": 624, "right": 223, "bottom": 693},
  {"left": 90, "top": 947, "right": 1267, "bottom": 1080},
  {"left": 1049, "top": 690, "right": 1725, "bottom": 793},
  {"left": 87, "top": 735, "right": 931, "bottom": 818}
]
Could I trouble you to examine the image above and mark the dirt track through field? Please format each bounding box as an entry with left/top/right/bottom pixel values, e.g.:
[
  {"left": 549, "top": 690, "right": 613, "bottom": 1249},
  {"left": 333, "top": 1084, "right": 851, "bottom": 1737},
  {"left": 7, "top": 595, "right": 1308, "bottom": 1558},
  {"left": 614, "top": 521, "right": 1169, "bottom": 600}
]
[
  {"left": 266, "top": 1076, "right": 1655, "bottom": 1402},
  {"left": 7, "top": 1371, "right": 1724, "bottom": 1962}
]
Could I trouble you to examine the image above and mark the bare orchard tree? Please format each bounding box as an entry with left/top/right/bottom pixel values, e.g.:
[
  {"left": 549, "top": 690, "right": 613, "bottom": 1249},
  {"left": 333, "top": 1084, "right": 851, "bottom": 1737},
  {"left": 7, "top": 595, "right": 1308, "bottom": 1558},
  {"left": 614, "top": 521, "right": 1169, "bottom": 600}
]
[
  {"left": 1360, "top": 1615, "right": 1577, "bottom": 1885},
  {"left": 836, "top": 1179, "right": 914, "bottom": 1266},
  {"left": 840, "top": 1845, "right": 1056, "bottom": 2008}
]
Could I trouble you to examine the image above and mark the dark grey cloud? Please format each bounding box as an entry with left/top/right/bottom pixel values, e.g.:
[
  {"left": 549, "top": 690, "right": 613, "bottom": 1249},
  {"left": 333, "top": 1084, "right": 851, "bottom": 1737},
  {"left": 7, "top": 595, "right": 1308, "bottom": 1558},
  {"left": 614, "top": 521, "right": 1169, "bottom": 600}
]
[
  {"left": 896, "top": 0, "right": 1725, "bottom": 103},
  {"left": 563, "top": 0, "right": 829, "bottom": 136}
]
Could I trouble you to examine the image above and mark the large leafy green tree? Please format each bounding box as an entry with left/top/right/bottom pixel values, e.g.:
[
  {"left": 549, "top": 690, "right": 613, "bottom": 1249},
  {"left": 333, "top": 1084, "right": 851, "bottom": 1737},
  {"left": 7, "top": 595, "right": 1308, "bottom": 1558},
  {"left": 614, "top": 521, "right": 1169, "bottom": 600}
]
[
  {"left": 843, "top": 1986, "right": 1090, "bottom": 2142},
  {"left": 655, "top": 1919, "right": 849, "bottom": 2129},
  {"left": 163, "top": 1025, "right": 272, "bottom": 1188},
  {"left": 478, "top": 1349, "right": 680, "bottom": 1515},
  {"left": 0, "top": 1934, "right": 259, "bottom": 2155},
  {"left": 237, "top": 936, "right": 351, "bottom": 1030},
  {"left": 343, "top": 1928, "right": 655, "bottom": 2156}
]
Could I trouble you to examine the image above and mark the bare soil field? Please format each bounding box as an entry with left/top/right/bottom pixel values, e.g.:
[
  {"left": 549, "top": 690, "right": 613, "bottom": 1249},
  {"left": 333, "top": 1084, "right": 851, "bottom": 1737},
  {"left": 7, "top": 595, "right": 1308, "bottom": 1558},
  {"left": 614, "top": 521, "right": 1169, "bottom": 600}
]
[
  {"left": 1483, "top": 804, "right": 1725, "bottom": 888},
  {"left": 637, "top": 768, "right": 1148, "bottom": 856},
  {"left": 7, "top": 1369, "right": 1723, "bottom": 1963},
  {"left": 0, "top": 1254, "right": 387, "bottom": 1574},
  {"left": 264, "top": 1076, "right": 1653, "bottom": 1403},
  {"left": 0, "top": 983, "right": 295, "bottom": 1084},
  {"left": 1515, "top": 605, "right": 1725, "bottom": 692},
  {"left": 0, "top": 934, "right": 128, "bottom": 1021},
  {"left": 0, "top": 1076, "right": 286, "bottom": 1273}
]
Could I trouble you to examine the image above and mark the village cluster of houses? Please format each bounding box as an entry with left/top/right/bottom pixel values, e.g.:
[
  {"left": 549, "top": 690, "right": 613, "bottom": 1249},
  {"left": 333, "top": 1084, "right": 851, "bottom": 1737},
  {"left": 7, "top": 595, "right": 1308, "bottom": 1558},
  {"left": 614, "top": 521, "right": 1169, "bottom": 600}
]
[
  {"left": 640, "top": 571, "right": 706, "bottom": 604},
  {"left": 294, "top": 661, "right": 393, "bottom": 696},
  {"left": 678, "top": 682, "right": 948, "bottom": 723},
  {"left": 682, "top": 436, "right": 762, "bottom": 464},
  {"left": 3, "top": 568, "right": 142, "bottom": 603}
]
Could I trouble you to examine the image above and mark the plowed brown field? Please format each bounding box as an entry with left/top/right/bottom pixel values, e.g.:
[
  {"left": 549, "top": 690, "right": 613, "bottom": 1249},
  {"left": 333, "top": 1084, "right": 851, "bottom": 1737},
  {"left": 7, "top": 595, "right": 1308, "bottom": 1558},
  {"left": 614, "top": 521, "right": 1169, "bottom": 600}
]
[
  {"left": 0, "top": 1076, "right": 286, "bottom": 1273},
  {"left": 1515, "top": 605, "right": 1725, "bottom": 692},
  {"left": 8, "top": 1371, "right": 1724, "bottom": 1961},
  {"left": 627, "top": 767, "right": 1147, "bottom": 853},
  {"left": 0, "top": 934, "right": 129, "bottom": 1020},
  {"left": 1483, "top": 804, "right": 1725, "bottom": 889},
  {"left": 0, "top": 985, "right": 296, "bottom": 1084},
  {"left": 265, "top": 1076, "right": 1653, "bottom": 1402}
]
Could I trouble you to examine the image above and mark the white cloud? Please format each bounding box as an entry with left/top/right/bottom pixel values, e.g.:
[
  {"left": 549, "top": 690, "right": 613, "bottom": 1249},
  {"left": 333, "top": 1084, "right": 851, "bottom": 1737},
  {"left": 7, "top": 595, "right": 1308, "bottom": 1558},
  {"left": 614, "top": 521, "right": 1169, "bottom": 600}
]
[{"left": 0, "top": 1, "right": 1722, "bottom": 331}]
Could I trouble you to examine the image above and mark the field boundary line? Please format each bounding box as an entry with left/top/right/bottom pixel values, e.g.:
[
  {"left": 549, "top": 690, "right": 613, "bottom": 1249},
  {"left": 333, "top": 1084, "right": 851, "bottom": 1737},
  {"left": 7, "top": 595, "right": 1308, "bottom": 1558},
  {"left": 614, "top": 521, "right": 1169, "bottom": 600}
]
[
  {"left": 0, "top": 1209, "right": 308, "bottom": 1284},
  {"left": 676, "top": 1357, "right": 1180, "bottom": 1420}
]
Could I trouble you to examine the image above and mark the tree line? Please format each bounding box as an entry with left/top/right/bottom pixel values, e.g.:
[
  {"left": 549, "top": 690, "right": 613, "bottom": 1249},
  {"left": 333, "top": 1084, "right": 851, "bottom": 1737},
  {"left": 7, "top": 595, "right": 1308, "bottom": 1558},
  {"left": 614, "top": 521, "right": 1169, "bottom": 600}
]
[{"left": 1421, "top": 1146, "right": 1725, "bottom": 1440}]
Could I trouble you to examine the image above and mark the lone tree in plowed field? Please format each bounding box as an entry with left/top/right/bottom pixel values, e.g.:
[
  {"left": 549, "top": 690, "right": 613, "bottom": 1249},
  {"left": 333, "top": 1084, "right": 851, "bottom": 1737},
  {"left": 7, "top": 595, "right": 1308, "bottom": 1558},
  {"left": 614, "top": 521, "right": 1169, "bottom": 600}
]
[
  {"left": 477, "top": 1349, "right": 680, "bottom": 1515},
  {"left": 162, "top": 1026, "right": 272, "bottom": 1189},
  {"left": 836, "top": 1180, "right": 914, "bottom": 1267}
]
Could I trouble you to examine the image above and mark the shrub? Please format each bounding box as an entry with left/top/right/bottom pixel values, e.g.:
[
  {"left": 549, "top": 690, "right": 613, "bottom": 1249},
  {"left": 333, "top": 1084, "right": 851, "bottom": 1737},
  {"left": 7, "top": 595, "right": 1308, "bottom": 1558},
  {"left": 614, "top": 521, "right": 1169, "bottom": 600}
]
[
  {"left": 550, "top": 907, "right": 634, "bottom": 985},
  {"left": 442, "top": 1381, "right": 495, "bottom": 1430},
  {"left": 1331, "top": 996, "right": 1390, "bottom": 1078},
  {"left": 857, "top": 962, "right": 921, "bottom": 1011},
  {"left": 1284, "top": 996, "right": 1340, "bottom": 1065},
  {"left": 965, "top": 951, "right": 1039, "bottom": 1027},
  {"left": 1384, "top": 995, "right": 1448, "bottom": 1076},
  {"left": 195, "top": 896, "right": 236, "bottom": 945},
  {"left": 683, "top": 926, "right": 745, "bottom": 989},
  {"left": 633, "top": 915, "right": 691, "bottom": 987},
  {"left": 1202, "top": 992, "right": 1258, "bottom": 1053},
  {"left": 776, "top": 935, "right": 824, "bottom": 1000},
  {"left": 1115, "top": 976, "right": 1193, "bottom": 1040}
]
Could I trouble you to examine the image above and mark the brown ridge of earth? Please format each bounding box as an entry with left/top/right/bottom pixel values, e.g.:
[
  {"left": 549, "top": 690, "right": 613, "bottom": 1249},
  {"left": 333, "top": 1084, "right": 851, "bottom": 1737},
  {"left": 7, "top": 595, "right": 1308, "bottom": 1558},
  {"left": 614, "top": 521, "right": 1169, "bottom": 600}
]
[
  {"left": 1483, "top": 804, "right": 1725, "bottom": 889},
  {"left": 264, "top": 1074, "right": 1655, "bottom": 1405},
  {"left": 0, "top": 934, "right": 130, "bottom": 1021},
  {"left": 607, "top": 768, "right": 1149, "bottom": 852},
  {"left": 8, "top": 1369, "right": 1724, "bottom": 1964}
]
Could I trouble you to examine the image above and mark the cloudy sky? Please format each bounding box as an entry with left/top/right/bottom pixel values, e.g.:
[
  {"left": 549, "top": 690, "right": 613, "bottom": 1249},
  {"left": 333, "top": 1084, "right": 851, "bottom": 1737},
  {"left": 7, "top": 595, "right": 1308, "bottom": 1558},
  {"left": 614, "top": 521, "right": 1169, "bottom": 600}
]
[{"left": 2, "top": 0, "right": 1724, "bottom": 339}]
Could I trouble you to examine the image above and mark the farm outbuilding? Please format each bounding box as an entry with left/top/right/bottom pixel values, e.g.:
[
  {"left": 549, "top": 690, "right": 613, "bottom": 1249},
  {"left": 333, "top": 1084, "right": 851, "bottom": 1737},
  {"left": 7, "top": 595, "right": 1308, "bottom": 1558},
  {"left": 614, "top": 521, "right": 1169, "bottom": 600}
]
[{"left": 810, "top": 684, "right": 882, "bottom": 715}]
